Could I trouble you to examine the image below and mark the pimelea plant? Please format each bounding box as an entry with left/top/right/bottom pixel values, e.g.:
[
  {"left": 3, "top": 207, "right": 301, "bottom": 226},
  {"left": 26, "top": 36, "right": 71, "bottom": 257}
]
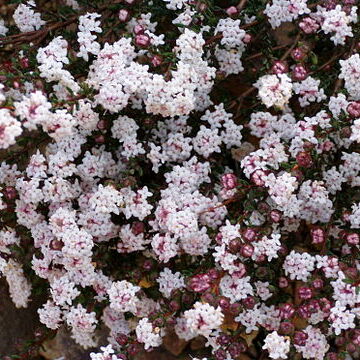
[{"left": 0, "top": 0, "right": 359, "bottom": 359}]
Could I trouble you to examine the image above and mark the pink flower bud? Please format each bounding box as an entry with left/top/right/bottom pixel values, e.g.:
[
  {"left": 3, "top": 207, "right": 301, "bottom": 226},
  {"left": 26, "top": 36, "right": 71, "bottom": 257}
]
[
  {"left": 134, "top": 24, "right": 145, "bottom": 35},
  {"left": 347, "top": 102, "right": 360, "bottom": 118},
  {"left": 214, "top": 349, "right": 227, "bottom": 360},
  {"left": 4, "top": 186, "right": 17, "bottom": 200},
  {"left": 116, "top": 334, "right": 128, "bottom": 346},
  {"left": 342, "top": 245, "right": 352, "bottom": 255},
  {"left": 188, "top": 273, "right": 211, "bottom": 292},
  {"left": 226, "top": 6, "right": 238, "bottom": 16},
  {"left": 135, "top": 34, "right": 150, "bottom": 47},
  {"left": 320, "top": 140, "right": 334, "bottom": 152},
  {"left": 269, "top": 210, "right": 282, "bottom": 223},
  {"left": 326, "top": 352, "right": 338, "bottom": 360},
  {"left": 312, "top": 278, "right": 324, "bottom": 289},
  {"left": 297, "top": 304, "right": 310, "bottom": 318},
  {"left": 352, "top": 329, "right": 360, "bottom": 346},
  {"left": 228, "top": 342, "right": 243, "bottom": 358},
  {"left": 279, "top": 303, "right": 295, "bottom": 319},
  {"left": 20, "top": 57, "right": 29, "bottom": 69},
  {"left": 217, "top": 334, "right": 231, "bottom": 346},
  {"left": 257, "top": 201, "right": 270, "bottom": 213},
  {"left": 294, "top": 331, "right": 308, "bottom": 346},
  {"left": 254, "top": 254, "right": 266, "bottom": 264},
  {"left": 279, "top": 321, "right": 295, "bottom": 334},
  {"left": 50, "top": 239, "right": 64, "bottom": 251},
  {"left": 292, "top": 64, "right": 308, "bottom": 81},
  {"left": 232, "top": 262, "right": 247, "bottom": 278},
  {"left": 242, "top": 228, "right": 257, "bottom": 242},
  {"left": 279, "top": 244, "right": 288, "bottom": 256},
  {"left": 97, "top": 120, "right": 107, "bottom": 130},
  {"left": 243, "top": 34, "right": 252, "bottom": 44},
  {"left": 271, "top": 60, "right": 288, "bottom": 75},
  {"left": 169, "top": 300, "right": 180, "bottom": 312},
  {"left": 250, "top": 169, "right": 267, "bottom": 186},
  {"left": 346, "top": 343, "right": 356, "bottom": 353},
  {"left": 151, "top": 55, "right": 163, "bottom": 67},
  {"left": 242, "top": 296, "right": 256, "bottom": 309},
  {"left": 221, "top": 173, "right": 237, "bottom": 190},
  {"left": 207, "top": 268, "right": 220, "bottom": 280},
  {"left": 346, "top": 232, "right": 359, "bottom": 245},
  {"left": 340, "top": 126, "right": 352, "bottom": 138},
  {"left": 95, "top": 134, "right": 105, "bottom": 143},
  {"left": 202, "top": 292, "right": 215, "bottom": 305},
  {"left": 240, "top": 244, "right": 254, "bottom": 258},
  {"left": 344, "top": 267, "right": 358, "bottom": 279},
  {"left": 228, "top": 238, "right": 242, "bottom": 253},
  {"left": 296, "top": 151, "right": 313, "bottom": 168},
  {"left": 291, "top": 47, "right": 307, "bottom": 61},
  {"left": 298, "top": 286, "right": 312, "bottom": 300},
  {"left": 142, "top": 259, "right": 153, "bottom": 271},
  {"left": 278, "top": 277, "right": 289, "bottom": 288},
  {"left": 307, "top": 299, "right": 320, "bottom": 313},
  {"left": 229, "top": 302, "right": 241, "bottom": 315},
  {"left": 291, "top": 168, "right": 304, "bottom": 182},
  {"left": 131, "top": 221, "right": 144, "bottom": 235},
  {"left": 335, "top": 337, "right": 346, "bottom": 346},
  {"left": 310, "top": 227, "right": 325, "bottom": 244},
  {"left": 119, "top": 9, "right": 130, "bottom": 22},
  {"left": 219, "top": 297, "right": 230, "bottom": 311}
]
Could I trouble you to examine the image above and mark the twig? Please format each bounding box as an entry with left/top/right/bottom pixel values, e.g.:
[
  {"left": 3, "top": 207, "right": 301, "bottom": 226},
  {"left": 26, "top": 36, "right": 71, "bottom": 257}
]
[
  {"left": 309, "top": 51, "right": 346, "bottom": 76},
  {"left": 0, "top": 17, "right": 78, "bottom": 46},
  {"left": 241, "top": 20, "right": 261, "bottom": 29},
  {"left": 244, "top": 44, "right": 289, "bottom": 61},
  {"left": 280, "top": 32, "right": 301, "bottom": 61},
  {"left": 236, "top": 0, "right": 248, "bottom": 11}
]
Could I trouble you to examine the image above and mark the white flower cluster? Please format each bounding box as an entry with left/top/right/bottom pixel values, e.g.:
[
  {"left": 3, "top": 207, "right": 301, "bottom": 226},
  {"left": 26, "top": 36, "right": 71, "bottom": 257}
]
[
  {"left": 108, "top": 280, "right": 140, "bottom": 314},
  {"left": 37, "top": 37, "right": 80, "bottom": 96},
  {"left": 220, "top": 275, "right": 254, "bottom": 303},
  {"left": 77, "top": 13, "right": 102, "bottom": 61},
  {"left": 283, "top": 251, "right": 315, "bottom": 281},
  {"left": 293, "top": 76, "right": 326, "bottom": 107},
  {"left": 339, "top": 54, "right": 360, "bottom": 100},
  {"left": 264, "top": 0, "right": 310, "bottom": 28},
  {"left": 318, "top": 5, "right": 358, "bottom": 45},
  {"left": 0, "top": 109, "right": 23, "bottom": 149},
  {"left": 184, "top": 302, "right": 224, "bottom": 337},
  {"left": 156, "top": 268, "right": 185, "bottom": 298},
  {"left": 214, "top": 18, "right": 248, "bottom": 75},
  {"left": 262, "top": 331, "right": 290, "bottom": 359},
  {"left": 0, "top": 259, "right": 32, "bottom": 308},
  {"left": 255, "top": 74, "right": 293, "bottom": 109},
  {"left": 136, "top": 318, "right": 163, "bottom": 350},
  {"left": 13, "top": 0, "right": 45, "bottom": 33}
]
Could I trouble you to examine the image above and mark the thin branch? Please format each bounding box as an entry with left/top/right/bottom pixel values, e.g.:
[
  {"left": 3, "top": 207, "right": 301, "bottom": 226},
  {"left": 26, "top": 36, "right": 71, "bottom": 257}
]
[
  {"left": 244, "top": 44, "right": 289, "bottom": 61},
  {"left": 309, "top": 51, "right": 346, "bottom": 76},
  {"left": 280, "top": 32, "right": 301, "bottom": 61},
  {"left": 236, "top": 0, "right": 248, "bottom": 11}
]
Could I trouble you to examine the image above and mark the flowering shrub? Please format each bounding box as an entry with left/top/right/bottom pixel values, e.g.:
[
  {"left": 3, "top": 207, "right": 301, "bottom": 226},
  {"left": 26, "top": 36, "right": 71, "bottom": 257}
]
[{"left": 0, "top": 0, "right": 360, "bottom": 359}]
